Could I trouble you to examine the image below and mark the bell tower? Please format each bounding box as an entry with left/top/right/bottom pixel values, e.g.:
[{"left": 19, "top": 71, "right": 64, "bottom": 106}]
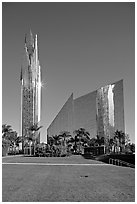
[{"left": 20, "top": 31, "right": 41, "bottom": 151}]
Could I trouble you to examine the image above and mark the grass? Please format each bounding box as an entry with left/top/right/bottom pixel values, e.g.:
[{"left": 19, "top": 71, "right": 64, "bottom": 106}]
[{"left": 2, "top": 155, "right": 135, "bottom": 202}]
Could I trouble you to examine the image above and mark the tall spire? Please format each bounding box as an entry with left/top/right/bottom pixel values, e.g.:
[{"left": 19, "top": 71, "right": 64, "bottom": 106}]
[
  {"left": 21, "top": 31, "right": 42, "bottom": 153},
  {"left": 25, "top": 29, "right": 34, "bottom": 64}
]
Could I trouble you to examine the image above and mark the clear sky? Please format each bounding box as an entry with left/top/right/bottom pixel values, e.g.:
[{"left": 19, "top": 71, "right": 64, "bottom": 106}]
[{"left": 2, "top": 2, "right": 135, "bottom": 143}]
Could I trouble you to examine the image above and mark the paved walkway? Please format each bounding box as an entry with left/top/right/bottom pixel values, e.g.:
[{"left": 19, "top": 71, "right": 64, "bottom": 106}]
[
  {"left": 2, "top": 154, "right": 24, "bottom": 158},
  {"left": 3, "top": 162, "right": 110, "bottom": 166}
]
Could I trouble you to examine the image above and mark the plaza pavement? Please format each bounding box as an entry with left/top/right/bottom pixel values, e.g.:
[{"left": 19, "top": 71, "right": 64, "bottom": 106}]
[{"left": 2, "top": 155, "right": 135, "bottom": 202}]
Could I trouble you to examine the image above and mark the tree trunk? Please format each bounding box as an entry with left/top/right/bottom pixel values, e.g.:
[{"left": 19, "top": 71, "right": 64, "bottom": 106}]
[
  {"left": 30, "top": 142, "right": 31, "bottom": 156},
  {"left": 79, "top": 137, "right": 81, "bottom": 154},
  {"left": 34, "top": 140, "right": 36, "bottom": 156},
  {"left": 104, "top": 145, "right": 105, "bottom": 154},
  {"left": 34, "top": 132, "right": 35, "bottom": 156}
]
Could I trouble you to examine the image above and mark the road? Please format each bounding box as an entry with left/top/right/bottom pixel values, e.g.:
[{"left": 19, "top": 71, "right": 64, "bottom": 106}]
[{"left": 2, "top": 155, "right": 135, "bottom": 202}]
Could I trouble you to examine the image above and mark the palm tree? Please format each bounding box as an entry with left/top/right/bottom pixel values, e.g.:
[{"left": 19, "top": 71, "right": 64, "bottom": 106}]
[
  {"left": 59, "top": 131, "right": 71, "bottom": 145},
  {"left": 2, "top": 124, "right": 12, "bottom": 132},
  {"left": 28, "top": 123, "right": 43, "bottom": 155},
  {"left": 48, "top": 136, "right": 54, "bottom": 146},
  {"left": 81, "top": 136, "right": 90, "bottom": 147},
  {"left": 47, "top": 136, "right": 54, "bottom": 156},
  {"left": 114, "top": 130, "right": 125, "bottom": 153},
  {"left": 73, "top": 128, "right": 83, "bottom": 153},
  {"left": 125, "top": 133, "right": 130, "bottom": 146},
  {"left": 2, "top": 124, "right": 22, "bottom": 155},
  {"left": 67, "top": 136, "right": 79, "bottom": 153},
  {"left": 8, "top": 131, "right": 18, "bottom": 152},
  {"left": 52, "top": 135, "right": 62, "bottom": 156},
  {"left": 52, "top": 135, "right": 61, "bottom": 146},
  {"left": 15, "top": 136, "right": 22, "bottom": 147},
  {"left": 2, "top": 124, "right": 12, "bottom": 140},
  {"left": 2, "top": 124, "right": 18, "bottom": 150},
  {"left": 95, "top": 135, "right": 105, "bottom": 146},
  {"left": 88, "top": 137, "right": 97, "bottom": 147},
  {"left": 108, "top": 138, "right": 114, "bottom": 153},
  {"left": 73, "top": 128, "right": 90, "bottom": 154},
  {"left": 59, "top": 131, "right": 71, "bottom": 155},
  {"left": 129, "top": 143, "right": 135, "bottom": 153}
]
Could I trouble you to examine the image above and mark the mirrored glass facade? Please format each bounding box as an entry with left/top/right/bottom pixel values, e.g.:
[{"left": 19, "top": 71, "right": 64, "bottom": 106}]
[{"left": 47, "top": 80, "right": 125, "bottom": 142}]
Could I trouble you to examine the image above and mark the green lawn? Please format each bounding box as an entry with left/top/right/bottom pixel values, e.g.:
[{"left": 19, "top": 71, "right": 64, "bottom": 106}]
[
  {"left": 2, "top": 155, "right": 105, "bottom": 164},
  {"left": 2, "top": 155, "right": 135, "bottom": 202}
]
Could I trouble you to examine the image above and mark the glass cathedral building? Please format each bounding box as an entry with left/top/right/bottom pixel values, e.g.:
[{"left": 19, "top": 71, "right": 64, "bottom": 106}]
[
  {"left": 47, "top": 80, "right": 125, "bottom": 144},
  {"left": 20, "top": 31, "right": 41, "bottom": 150}
]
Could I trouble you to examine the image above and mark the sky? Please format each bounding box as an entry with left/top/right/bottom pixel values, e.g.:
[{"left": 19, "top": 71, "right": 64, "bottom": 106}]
[{"left": 2, "top": 2, "right": 135, "bottom": 143}]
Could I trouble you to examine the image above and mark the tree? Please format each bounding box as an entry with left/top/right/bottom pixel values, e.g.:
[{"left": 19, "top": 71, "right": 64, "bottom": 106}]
[
  {"left": 59, "top": 131, "right": 71, "bottom": 156},
  {"left": 2, "top": 137, "right": 10, "bottom": 148},
  {"left": 52, "top": 135, "right": 61, "bottom": 146},
  {"left": 8, "top": 131, "right": 18, "bottom": 153},
  {"left": 2, "top": 124, "right": 19, "bottom": 155},
  {"left": 35, "top": 142, "right": 47, "bottom": 156},
  {"left": 73, "top": 128, "right": 90, "bottom": 154},
  {"left": 47, "top": 136, "right": 54, "bottom": 146},
  {"left": 124, "top": 133, "right": 134, "bottom": 154},
  {"left": 15, "top": 136, "right": 22, "bottom": 147},
  {"left": 108, "top": 138, "right": 114, "bottom": 153},
  {"left": 88, "top": 137, "right": 97, "bottom": 147},
  {"left": 125, "top": 133, "right": 130, "bottom": 146},
  {"left": 2, "top": 124, "right": 12, "bottom": 140},
  {"left": 130, "top": 143, "right": 135, "bottom": 153},
  {"left": 2, "top": 124, "right": 18, "bottom": 146},
  {"left": 47, "top": 136, "right": 55, "bottom": 156},
  {"left": 2, "top": 124, "right": 12, "bottom": 132},
  {"left": 59, "top": 131, "right": 71, "bottom": 145},
  {"left": 67, "top": 136, "right": 79, "bottom": 153},
  {"left": 114, "top": 130, "right": 125, "bottom": 152},
  {"left": 29, "top": 123, "right": 43, "bottom": 132},
  {"left": 28, "top": 123, "right": 43, "bottom": 155},
  {"left": 96, "top": 135, "right": 104, "bottom": 146},
  {"left": 52, "top": 135, "right": 62, "bottom": 156}
]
